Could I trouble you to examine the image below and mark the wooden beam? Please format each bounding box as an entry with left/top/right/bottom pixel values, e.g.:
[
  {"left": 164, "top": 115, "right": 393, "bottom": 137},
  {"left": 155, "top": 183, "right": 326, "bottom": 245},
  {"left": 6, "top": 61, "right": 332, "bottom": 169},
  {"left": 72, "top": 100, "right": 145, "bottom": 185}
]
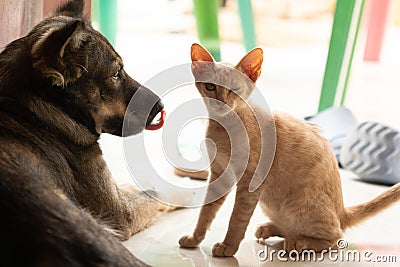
[{"left": 0, "top": 0, "right": 43, "bottom": 49}]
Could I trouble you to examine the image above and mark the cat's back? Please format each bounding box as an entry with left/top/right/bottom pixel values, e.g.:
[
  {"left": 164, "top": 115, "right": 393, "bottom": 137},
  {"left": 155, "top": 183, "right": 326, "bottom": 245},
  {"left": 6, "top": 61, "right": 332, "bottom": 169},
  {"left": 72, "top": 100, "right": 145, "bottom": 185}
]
[
  {"left": 265, "top": 110, "right": 341, "bottom": 191},
  {"left": 272, "top": 110, "right": 329, "bottom": 158},
  {"left": 260, "top": 111, "right": 345, "bottom": 231}
]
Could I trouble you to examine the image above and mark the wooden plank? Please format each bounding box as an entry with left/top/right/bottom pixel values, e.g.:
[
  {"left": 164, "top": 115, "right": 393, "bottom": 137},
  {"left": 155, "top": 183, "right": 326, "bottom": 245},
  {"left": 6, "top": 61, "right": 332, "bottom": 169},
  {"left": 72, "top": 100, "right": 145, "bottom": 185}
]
[
  {"left": 0, "top": 0, "right": 43, "bottom": 49},
  {"left": 0, "top": 0, "right": 22, "bottom": 49},
  {"left": 21, "top": 0, "right": 43, "bottom": 35}
]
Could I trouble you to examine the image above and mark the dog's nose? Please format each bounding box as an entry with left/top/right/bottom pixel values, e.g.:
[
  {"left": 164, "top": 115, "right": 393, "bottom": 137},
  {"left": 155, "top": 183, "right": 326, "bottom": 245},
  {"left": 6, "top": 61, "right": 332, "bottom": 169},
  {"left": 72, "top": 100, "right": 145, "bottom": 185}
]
[
  {"left": 134, "top": 85, "right": 163, "bottom": 114},
  {"left": 145, "top": 98, "right": 165, "bottom": 130},
  {"left": 148, "top": 99, "right": 163, "bottom": 122},
  {"left": 154, "top": 99, "right": 164, "bottom": 113}
]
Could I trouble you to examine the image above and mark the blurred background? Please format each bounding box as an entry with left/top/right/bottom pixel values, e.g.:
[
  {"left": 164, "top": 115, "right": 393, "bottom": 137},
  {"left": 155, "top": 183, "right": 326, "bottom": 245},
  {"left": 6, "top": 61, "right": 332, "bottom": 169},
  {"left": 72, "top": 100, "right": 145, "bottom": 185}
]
[
  {"left": 1, "top": 0, "right": 400, "bottom": 125},
  {"left": 112, "top": 0, "right": 400, "bottom": 126}
]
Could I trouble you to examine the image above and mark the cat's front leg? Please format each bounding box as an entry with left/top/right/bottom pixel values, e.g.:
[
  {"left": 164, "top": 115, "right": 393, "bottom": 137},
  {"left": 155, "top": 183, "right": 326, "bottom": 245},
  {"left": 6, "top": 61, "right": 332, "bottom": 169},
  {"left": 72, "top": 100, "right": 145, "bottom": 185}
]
[
  {"left": 179, "top": 194, "right": 229, "bottom": 248},
  {"left": 213, "top": 185, "right": 259, "bottom": 257},
  {"left": 179, "top": 170, "right": 229, "bottom": 248},
  {"left": 179, "top": 169, "right": 228, "bottom": 248}
]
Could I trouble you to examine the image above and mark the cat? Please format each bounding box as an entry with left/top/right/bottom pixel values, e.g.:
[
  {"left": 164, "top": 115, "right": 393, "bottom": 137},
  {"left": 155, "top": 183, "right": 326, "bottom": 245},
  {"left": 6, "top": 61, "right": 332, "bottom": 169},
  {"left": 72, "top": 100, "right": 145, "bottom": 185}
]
[{"left": 179, "top": 43, "right": 400, "bottom": 257}]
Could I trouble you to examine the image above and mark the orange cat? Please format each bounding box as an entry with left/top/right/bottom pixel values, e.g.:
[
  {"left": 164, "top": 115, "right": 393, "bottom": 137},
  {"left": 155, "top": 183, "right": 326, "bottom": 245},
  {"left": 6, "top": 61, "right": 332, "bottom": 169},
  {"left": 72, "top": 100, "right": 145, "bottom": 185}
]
[{"left": 179, "top": 43, "right": 400, "bottom": 257}]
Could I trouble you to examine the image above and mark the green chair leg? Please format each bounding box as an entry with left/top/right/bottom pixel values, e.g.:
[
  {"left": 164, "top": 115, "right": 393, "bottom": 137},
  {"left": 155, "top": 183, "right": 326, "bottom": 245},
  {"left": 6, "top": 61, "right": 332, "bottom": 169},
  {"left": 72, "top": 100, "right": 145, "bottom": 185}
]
[
  {"left": 92, "top": 0, "right": 117, "bottom": 46},
  {"left": 318, "top": 0, "right": 365, "bottom": 112},
  {"left": 237, "top": 0, "right": 256, "bottom": 52},
  {"left": 193, "top": 0, "right": 221, "bottom": 61}
]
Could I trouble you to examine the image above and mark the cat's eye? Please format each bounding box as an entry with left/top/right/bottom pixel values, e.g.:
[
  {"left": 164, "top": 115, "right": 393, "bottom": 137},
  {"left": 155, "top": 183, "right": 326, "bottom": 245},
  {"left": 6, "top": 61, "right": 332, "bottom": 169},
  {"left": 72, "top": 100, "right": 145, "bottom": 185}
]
[{"left": 205, "top": 83, "right": 216, "bottom": 91}]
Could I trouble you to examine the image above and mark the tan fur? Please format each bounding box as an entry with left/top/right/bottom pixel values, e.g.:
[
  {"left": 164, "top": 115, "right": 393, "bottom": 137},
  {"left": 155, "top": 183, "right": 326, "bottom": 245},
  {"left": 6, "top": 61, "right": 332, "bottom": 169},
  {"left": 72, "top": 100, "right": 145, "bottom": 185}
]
[{"left": 179, "top": 43, "right": 400, "bottom": 257}]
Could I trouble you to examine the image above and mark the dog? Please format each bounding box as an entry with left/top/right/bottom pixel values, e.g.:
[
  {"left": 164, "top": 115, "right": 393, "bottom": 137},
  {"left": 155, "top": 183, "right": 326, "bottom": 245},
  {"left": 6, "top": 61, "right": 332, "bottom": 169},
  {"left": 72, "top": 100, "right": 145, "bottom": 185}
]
[{"left": 0, "top": 0, "right": 169, "bottom": 266}]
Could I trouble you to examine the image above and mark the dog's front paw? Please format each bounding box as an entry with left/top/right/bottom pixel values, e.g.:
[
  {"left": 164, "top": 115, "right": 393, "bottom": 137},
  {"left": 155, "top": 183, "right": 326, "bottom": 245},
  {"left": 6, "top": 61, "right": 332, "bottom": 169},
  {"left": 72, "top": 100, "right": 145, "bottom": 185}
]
[
  {"left": 179, "top": 235, "right": 200, "bottom": 248},
  {"left": 212, "top": 242, "right": 237, "bottom": 257},
  {"left": 119, "top": 183, "right": 140, "bottom": 195}
]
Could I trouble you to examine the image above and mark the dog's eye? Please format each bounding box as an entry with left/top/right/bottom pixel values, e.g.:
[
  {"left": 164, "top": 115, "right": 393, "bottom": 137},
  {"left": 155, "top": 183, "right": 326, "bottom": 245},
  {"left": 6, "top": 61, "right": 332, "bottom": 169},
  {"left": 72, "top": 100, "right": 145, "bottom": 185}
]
[
  {"left": 112, "top": 70, "right": 121, "bottom": 81},
  {"left": 205, "top": 83, "right": 216, "bottom": 91}
]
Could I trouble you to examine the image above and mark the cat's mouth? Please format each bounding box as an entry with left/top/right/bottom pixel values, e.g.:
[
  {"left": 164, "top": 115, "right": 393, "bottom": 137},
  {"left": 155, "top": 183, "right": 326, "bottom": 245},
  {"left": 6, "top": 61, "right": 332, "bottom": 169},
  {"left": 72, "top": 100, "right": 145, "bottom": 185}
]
[
  {"left": 208, "top": 104, "right": 234, "bottom": 116},
  {"left": 213, "top": 102, "right": 230, "bottom": 111}
]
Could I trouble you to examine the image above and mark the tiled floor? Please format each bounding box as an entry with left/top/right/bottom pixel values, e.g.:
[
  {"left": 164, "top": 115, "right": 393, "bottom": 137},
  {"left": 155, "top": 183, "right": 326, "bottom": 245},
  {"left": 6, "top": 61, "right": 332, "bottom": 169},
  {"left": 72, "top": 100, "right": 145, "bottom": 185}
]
[{"left": 99, "top": 0, "right": 400, "bottom": 266}]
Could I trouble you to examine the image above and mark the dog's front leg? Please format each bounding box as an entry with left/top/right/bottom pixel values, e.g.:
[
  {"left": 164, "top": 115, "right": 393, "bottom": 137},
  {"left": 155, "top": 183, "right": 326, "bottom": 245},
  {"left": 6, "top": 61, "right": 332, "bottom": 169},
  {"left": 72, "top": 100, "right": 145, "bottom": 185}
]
[{"left": 118, "top": 184, "right": 173, "bottom": 237}]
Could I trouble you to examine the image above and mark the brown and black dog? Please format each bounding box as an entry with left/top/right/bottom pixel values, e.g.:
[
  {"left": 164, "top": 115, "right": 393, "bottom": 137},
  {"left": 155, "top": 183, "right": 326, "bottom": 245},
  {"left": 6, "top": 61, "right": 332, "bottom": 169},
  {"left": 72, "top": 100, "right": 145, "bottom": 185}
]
[{"left": 0, "top": 0, "right": 169, "bottom": 266}]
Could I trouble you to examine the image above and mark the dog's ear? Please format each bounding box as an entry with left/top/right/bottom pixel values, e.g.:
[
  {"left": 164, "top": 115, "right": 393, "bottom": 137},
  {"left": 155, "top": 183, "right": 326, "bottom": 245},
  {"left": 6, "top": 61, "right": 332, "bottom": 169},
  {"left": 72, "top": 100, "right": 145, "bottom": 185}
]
[
  {"left": 55, "top": 0, "right": 85, "bottom": 18},
  {"left": 31, "top": 19, "right": 89, "bottom": 87}
]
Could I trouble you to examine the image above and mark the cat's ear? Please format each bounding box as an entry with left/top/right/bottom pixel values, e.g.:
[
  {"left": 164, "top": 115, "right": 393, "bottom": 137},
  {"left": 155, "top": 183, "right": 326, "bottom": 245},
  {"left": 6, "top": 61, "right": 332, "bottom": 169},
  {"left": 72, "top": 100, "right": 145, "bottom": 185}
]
[
  {"left": 191, "top": 43, "right": 214, "bottom": 62},
  {"left": 191, "top": 43, "right": 214, "bottom": 79},
  {"left": 236, "top": 48, "right": 263, "bottom": 83}
]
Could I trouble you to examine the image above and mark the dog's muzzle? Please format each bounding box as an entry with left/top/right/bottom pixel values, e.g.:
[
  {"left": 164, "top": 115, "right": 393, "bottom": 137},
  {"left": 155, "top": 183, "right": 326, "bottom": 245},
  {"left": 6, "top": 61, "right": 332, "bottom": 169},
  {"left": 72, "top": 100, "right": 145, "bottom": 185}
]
[
  {"left": 145, "top": 109, "right": 165, "bottom": 130},
  {"left": 145, "top": 99, "right": 165, "bottom": 131}
]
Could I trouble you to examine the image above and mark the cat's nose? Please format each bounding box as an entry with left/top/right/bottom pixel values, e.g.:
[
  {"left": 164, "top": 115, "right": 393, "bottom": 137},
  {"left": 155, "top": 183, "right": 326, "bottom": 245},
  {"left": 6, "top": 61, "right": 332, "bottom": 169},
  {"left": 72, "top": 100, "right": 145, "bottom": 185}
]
[{"left": 216, "top": 101, "right": 226, "bottom": 110}]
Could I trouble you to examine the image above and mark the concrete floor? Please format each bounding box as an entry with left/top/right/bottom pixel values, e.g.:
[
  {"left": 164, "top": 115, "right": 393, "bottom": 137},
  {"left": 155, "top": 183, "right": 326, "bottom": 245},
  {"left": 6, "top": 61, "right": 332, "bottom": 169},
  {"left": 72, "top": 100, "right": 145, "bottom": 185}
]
[{"left": 98, "top": 0, "right": 400, "bottom": 266}]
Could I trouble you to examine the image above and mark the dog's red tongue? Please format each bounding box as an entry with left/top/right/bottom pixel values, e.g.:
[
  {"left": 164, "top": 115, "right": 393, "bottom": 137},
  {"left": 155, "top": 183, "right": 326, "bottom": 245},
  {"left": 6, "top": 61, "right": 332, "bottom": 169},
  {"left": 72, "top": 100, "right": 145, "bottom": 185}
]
[{"left": 145, "top": 110, "right": 166, "bottom": 130}]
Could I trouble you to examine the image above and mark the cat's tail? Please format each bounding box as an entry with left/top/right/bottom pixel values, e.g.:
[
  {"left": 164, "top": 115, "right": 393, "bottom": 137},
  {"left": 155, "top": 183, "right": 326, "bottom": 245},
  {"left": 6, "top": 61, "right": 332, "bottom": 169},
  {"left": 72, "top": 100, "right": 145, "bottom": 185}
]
[{"left": 341, "top": 183, "right": 400, "bottom": 230}]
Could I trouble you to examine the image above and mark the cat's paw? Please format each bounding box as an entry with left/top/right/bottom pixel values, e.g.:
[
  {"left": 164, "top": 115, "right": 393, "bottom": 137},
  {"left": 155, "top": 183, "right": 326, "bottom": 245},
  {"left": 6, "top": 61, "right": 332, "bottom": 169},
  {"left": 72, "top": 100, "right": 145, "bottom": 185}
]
[
  {"left": 179, "top": 235, "right": 200, "bottom": 248},
  {"left": 284, "top": 237, "right": 311, "bottom": 252},
  {"left": 212, "top": 242, "right": 237, "bottom": 257},
  {"left": 284, "top": 237, "right": 334, "bottom": 253},
  {"left": 255, "top": 222, "right": 280, "bottom": 240}
]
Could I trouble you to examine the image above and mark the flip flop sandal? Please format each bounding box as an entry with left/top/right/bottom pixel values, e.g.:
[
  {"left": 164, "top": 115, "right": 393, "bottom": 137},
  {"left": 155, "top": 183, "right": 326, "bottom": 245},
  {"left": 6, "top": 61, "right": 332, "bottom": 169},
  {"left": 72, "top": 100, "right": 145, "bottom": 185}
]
[
  {"left": 173, "top": 143, "right": 209, "bottom": 180},
  {"left": 306, "top": 106, "right": 358, "bottom": 163},
  {"left": 340, "top": 121, "right": 400, "bottom": 185},
  {"left": 173, "top": 167, "right": 209, "bottom": 180},
  {"left": 172, "top": 119, "right": 210, "bottom": 180}
]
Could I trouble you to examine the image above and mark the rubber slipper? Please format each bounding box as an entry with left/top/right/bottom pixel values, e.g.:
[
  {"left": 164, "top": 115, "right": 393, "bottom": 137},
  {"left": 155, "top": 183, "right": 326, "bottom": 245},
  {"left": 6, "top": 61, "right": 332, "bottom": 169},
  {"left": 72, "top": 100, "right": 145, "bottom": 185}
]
[
  {"left": 173, "top": 167, "right": 209, "bottom": 180},
  {"left": 340, "top": 121, "right": 400, "bottom": 185},
  {"left": 172, "top": 118, "right": 210, "bottom": 180},
  {"left": 306, "top": 106, "right": 358, "bottom": 163}
]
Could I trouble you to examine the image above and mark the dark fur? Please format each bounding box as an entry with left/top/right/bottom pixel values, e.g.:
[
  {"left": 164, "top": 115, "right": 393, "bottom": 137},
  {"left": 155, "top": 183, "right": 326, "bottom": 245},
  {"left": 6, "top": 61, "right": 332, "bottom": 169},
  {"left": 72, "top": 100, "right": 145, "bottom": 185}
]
[{"left": 0, "top": 1, "right": 165, "bottom": 266}]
